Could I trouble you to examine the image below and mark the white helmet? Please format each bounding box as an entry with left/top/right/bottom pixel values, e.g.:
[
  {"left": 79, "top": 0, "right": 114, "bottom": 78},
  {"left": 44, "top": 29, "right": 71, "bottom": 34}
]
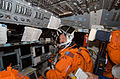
[{"left": 57, "top": 25, "right": 75, "bottom": 48}]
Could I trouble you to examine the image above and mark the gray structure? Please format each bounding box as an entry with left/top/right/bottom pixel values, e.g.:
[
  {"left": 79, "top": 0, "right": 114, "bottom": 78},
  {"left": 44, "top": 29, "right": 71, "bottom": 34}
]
[
  {"left": 0, "top": 0, "right": 52, "bottom": 28},
  {"left": 100, "top": 9, "right": 120, "bottom": 27},
  {"left": 61, "top": 13, "right": 90, "bottom": 29},
  {"left": 61, "top": 9, "right": 120, "bottom": 29},
  {"left": 90, "top": 9, "right": 120, "bottom": 28}
]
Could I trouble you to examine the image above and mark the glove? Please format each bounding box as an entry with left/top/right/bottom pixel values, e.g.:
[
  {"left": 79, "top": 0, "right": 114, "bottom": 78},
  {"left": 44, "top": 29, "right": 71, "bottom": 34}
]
[
  {"left": 112, "top": 64, "right": 120, "bottom": 79},
  {"left": 42, "top": 67, "right": 51, "bottom": 78}
]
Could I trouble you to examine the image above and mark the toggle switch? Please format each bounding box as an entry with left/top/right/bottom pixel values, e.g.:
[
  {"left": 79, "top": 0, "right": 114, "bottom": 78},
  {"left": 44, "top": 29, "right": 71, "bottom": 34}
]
[{"left": 0, "top": 13, "right": 4, "bottom": 18}]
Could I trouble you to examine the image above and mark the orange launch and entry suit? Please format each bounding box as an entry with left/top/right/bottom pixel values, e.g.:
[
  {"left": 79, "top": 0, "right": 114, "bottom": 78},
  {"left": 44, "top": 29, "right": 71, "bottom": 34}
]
[
  {"left": 46, "top": 44, "right": 93, "bottom": 79},
  {"left": 103, "top": 30, "right": 120, "bottom": 78},
  {"left": 0, "top": 65, "right": 29, "bottom": 79}
]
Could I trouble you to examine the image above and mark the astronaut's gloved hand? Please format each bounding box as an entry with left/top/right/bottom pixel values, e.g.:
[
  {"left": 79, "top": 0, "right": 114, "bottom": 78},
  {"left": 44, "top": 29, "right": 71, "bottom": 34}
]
[
  {"left": 42, "top": 67, "right": 51, "bottom": 78},
  {"left": 86, "top": 72, "right": 98, "bottom": 79},
  {"left": 112, "top": 64, "right": 120, "bottom": 79}
]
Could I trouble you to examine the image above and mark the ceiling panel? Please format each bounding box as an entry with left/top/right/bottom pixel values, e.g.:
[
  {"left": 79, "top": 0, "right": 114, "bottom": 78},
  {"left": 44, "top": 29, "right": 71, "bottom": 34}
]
[{"left": 24, "top": 0, "right": 120, "bottom": 17}]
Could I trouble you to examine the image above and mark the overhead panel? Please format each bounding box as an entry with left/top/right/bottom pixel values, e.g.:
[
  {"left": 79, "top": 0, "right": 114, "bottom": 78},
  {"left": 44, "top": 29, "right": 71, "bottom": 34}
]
[
  {"left": 90, "top": 9, "right": 103, "bottom": 28},
  {"left": 0, "top": 0, "right": 33, "bottom": 25},
  {"left": 28, "top": 0, "right": 120, "bottom": 17},
  {"left": 100, "top": 9, "right": 120, "bottom": 27},
  {"left": 0, "top": 0, "right": 13, "bottom": 21},
  {"left": 90, "top": 9, "right": 120, "bottom": 28},
  {"left": 62, "top": 8, "right": 120, "bottom": 28},
  {"left": 61, "top": 13, "right": 90, "bottom": 28},
  {"left": 13, "top": 2, "right": 32, "bottom": 25},
  {"left": 0, "top": 0, "right": 52, "bottom": 28},
  {"left": 42, "top": 11, "right": 52, "bottom": 27},
  {"left": 31, "top": 8, "right": 43, "bottom": 27}
]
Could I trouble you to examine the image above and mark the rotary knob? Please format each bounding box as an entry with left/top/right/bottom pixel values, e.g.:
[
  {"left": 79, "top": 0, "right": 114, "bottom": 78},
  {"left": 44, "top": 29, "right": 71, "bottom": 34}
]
[
  {"left": 0, "top": 13, "right": 4, "bottom": 18},
  {"left": 14, "top": 16, "right": 18, "bottom": 21},
  {"left": 21, "top": 18, "right": 25, "bottom": 21}
]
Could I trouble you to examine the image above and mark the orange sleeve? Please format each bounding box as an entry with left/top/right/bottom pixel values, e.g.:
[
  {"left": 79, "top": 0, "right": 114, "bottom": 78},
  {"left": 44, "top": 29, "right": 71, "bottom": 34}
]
[
  {"left": 46, "top": 56, "right": 73, "bottom": 79},
  {"left": 80, "top": 49, "right": 93, "bottom": 72}
]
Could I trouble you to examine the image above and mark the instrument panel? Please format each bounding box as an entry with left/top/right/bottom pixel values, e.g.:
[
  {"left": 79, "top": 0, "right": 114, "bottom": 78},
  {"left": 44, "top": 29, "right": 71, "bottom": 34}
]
[
  {"left": 0, "top": 0, "right": 52, "bottom": 28},
  {"left": 15, "top": 4, "right": 32, "bottom": 17},
  {"left": 0, "top": 0, "right": 12, "bottom": 12}
]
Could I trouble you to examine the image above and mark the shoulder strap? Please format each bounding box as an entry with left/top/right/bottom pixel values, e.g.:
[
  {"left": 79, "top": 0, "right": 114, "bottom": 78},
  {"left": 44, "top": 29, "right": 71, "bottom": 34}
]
[{"left": 79, "top": 47, "right": 89, "bottom": 54}]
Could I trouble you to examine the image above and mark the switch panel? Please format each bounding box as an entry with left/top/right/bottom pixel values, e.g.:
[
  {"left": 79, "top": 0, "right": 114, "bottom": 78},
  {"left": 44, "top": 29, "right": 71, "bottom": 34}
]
[{"left": 0, "top": 0, "right": 52, "bottom": 28}]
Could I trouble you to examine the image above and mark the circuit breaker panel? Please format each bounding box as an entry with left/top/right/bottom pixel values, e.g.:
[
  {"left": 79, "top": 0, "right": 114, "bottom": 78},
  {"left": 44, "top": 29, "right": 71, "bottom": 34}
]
[{"left": 0, "top": 0, "right": 52, "bottom": 28}]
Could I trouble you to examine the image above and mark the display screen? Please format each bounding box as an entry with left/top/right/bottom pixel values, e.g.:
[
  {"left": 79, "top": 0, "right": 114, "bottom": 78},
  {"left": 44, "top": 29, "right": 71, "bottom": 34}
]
[
  {"left": 35, "top": 46, "right": 42, "bottom": 57},
  {"left": 22, "top": 56, "right": 32, "bottom": 69},
  {"left": 73, "top": 32, "right": 85, "bottom": 47},
  {"left": 2, "top": 53, "right": 17, "bottom": 69},
  {"left": 20, "top": 46, "right": 31, "bottom": 56},
  {"left": 44, "top": 45, "right": 49, "bottom": 53}
]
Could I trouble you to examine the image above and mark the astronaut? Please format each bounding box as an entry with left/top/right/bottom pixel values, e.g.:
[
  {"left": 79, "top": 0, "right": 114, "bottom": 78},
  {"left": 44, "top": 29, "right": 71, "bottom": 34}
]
[
  {"left": 87, "top": 29, "right": 120, "bottom": 79},
  {"left": 43, "top": 25, "right": 93, "bottom": 79}
]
